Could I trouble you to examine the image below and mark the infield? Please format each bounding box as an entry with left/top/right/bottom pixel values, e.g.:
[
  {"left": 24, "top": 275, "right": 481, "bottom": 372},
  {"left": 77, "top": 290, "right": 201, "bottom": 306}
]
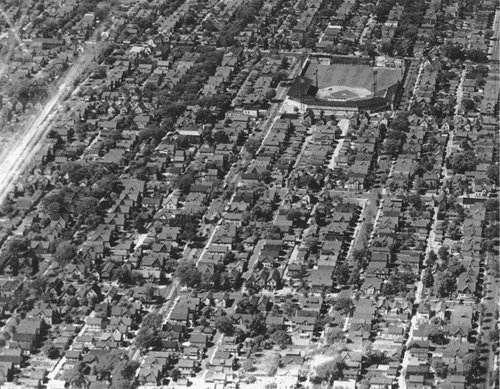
[{"left": 305, "top": 63, "right": 402, "bottom": 100}]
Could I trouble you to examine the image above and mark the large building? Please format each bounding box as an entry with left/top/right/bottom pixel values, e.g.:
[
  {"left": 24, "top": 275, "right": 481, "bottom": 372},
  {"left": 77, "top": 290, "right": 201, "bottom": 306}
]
[{"left": 284, "top": 55, "right": 405, "bottom": 116}]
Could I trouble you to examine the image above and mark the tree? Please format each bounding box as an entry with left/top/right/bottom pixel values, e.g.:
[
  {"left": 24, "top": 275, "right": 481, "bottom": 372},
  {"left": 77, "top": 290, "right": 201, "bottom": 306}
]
[
  {"left": 265, "top": 89, "right": 277, "bottom": 100},
  {"left": 131, "top": 271, "right": 145, "bottom": 286},
  {"left": 422, "top": 267, "right": 434, "bottom": 288},
  {"left": 92, "top": 66, "right": 107, "bottom": 79},
  {"left": 462, "top": 98, "right": 475, "bottom": 111},
  {"left": 305, "top": 237, "right": 319, "bottom": 253},
  {"left": 260, "top": 170, "right": 273, "bottom": 185},
  {"left": 490, "top": 255, "right": 500, "bottom": 277},
  {"left": 177, "top": 173, "right": 196, "bottom": 195},
  {"left": 271, "top": 70, "right": 288, "bottom": 87},
  {"left": 391, "top": 114, "right": 409, "bottom": 132},
  {"left": 380, "top": 41, "right": 393, "bottom": 55},
  {"left": 382, "top": 271, "right": 416, "bottom": 296},
  {"left": 244, "top": 313, "right": 266, "bottom": 336},
  {"left": 326, "top": 328, "right": 345, "bottom": 344},
  {"left": 488, "top": 329, "right": 499, "bottom": 344},
  {"left": 111, "top": 360, "right": 139, "bottom": 387},
  {"left": 54, "top": 241, "right": 76, "bottom": 264},
  {"left": 365, "top": 350, "right": 388, "bottom": 367},
  {"left": 427, "top": 250, "right": 438, "bottom": 265},
  {"left": 170, "top": 367, "right": 181, "bottom": 381},
  {"left": 427, "top": 325, "right": 446, "bottom": 345},
  {"left": 135, "top": 329, "right": 162, "bottom": 351},
  {"left": 438, "top": 246, "right": 449, "bottom": 263},
  {"left": 384, "top": 138, "right": 400, "bottom": 157},
  {"left": 348, "top": 268, "right": 360, "bottom": 286},
  {"left": 334, "top": 263, "right": 350, "bottom": 285},
  {"left": 96, "top": 350, "right": 128, "bottom": 380},
  {"left": 450, "top": 150, "right": 478, "bottom": 174},
  {"left": 282, "top": 302, "right": 298, "bottom": 317},
  {"left": 142, "top": 313, "right": 163, "bottom": 329},
  {"left": 245, "top": 138, "right": 261, "bottom": 158},
  {"left": 179, "top": 220, "right": 199, "bottom": 242},
  {"left": 175, "top": 261, "right": 202, "bottom": 288},
  {"left": 271, "top": 330, "right": 292, "bottom": 349},
  {"left": 176, "top": 136, "right": 191, "bottom": 149},
  {"left": 41, "top": 342, "right": 60, "bottom": 359},
  {"left": 463, "top": 350, "right": 481, "bottom": 382},
  {"left": 8, "top": 239, "right": 28, "bottom": 254},
  {"left": 481, "top": 239, "right": 496, "bottom": 252},
  {"left": 264, "top": 353, "right": 280, "bottom": 376},
  {"left": 314, "top": 358, "right": 346, "bottom": 384},
  {"left": 448, "top": 257, "right": 465, "bottom": 277},
  {"left": 442, "top": 43, "right": 465, "bottom": 60},
  {"left": 144, "top": 285, "right": 156, "bottom": 301},
  {"left": 135, "top": 313, "right": 163, "bottom": 351},
  {"left": 466, "top": 48, "right": 488, "bottom": 63},
  {"left": 352, "top": 248, "right": 369, "bottom": 263},
  {"left": 434, "top": 361, "right": 448, "bottom": 378},
  {"left": 215, "top": 316, "right": 234, "bottom": 335},
  {"left": 112, "top": 267, "right": 131, "bottom": 284},
  {"left": 95, "top": 5, "right": 110, "bottom": 21},
  {"left": 63, "top": 362, "right": 90, "bottom": 388},
  {"left": 333, "top": 298, "right": 354, "bottom": 315},
  {"left": 486, "top": 164, "right": 499, "bottom": 186},
  {"left": 286, "top": 209, "right": 303, "bottom": 223},
  {"left": 76, "top": 197, "right": 101, "bottom": 228},
  {"left": 43, "top": 197, "right": 62, "bottom": 220},
  {"left": 281, "top": 56, "right": 290, "bottom": 69},
  {"left": 223, "top": 251, "right": 236, "bottom": 265},
  {"left": 437, "top": 274, "right": 456, "bottom": 297},
  {"left": 28, "top": 276, "right": 49, "bottom": 300},
  {"left": 137, "top": 126, "right": 166, "bottom": 145},
  {"left": 92, "top": 176, "right": 122, "bottom": 200},
  {"left": 212, "top": 131, "right": 230, "bottom": 144},
  {"left": 484, "top": 29, "right": 494, "bottom": 40}
]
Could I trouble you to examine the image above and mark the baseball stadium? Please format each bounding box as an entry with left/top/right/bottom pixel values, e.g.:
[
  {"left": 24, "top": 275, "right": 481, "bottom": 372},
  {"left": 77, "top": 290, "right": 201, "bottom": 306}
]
[{"left": 284, "top": 56, "right": 404, "bottom": 115}]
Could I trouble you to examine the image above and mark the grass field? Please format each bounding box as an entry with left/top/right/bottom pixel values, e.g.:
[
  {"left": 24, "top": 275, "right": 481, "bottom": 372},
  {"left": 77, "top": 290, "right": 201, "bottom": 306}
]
[{"left": 305, "top": 63, "right": 402, "bottom": 96}]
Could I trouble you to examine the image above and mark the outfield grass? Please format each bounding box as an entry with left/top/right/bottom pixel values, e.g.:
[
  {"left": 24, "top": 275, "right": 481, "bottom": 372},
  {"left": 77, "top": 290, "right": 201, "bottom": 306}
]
[{"left": 304, "top": 63, "right": 402, "bottom": 93}]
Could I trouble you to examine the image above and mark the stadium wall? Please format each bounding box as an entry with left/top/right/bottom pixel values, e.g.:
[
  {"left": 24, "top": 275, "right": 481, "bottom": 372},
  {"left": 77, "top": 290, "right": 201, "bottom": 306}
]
[{"left": 285, "top": 84, "right": 398, "bottom": 115}]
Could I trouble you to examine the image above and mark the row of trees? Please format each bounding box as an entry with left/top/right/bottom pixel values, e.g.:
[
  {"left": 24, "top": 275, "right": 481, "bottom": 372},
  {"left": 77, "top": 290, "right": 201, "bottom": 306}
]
[
  {"left": 441, "top": 43, "right": 489, "bottom": 63},
  {"left": 175, "top": 261, "right": 234, "bottom": 292},
  {"left": 217, "top": 0, "right": 264, "bottom": 47},
  {"left": 154, "top": 48, "right": 225, "bottom": 126},
  {"left": 62, "top": 350, "right": 139, "bottom": 389},
  {"left": 383, "top": 113, "right": 409, "bottom": 157},
  {"left": 134, "top": 313, "right": 163, "bottom": 351}
]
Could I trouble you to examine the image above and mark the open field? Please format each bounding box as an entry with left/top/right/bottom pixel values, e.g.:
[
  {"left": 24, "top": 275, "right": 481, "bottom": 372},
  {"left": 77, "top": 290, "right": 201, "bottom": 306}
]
[{"left": 305, "top": 63, "right": 403, "bottom": 96}]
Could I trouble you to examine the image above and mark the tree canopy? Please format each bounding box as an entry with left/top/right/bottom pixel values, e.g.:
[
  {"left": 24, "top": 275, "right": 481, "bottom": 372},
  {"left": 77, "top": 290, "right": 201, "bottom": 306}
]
[
  {"left": 135, "top": 313, "right": 163, "bottom": 351},
  {"left": 450, "top": 151, "right": 477, "bottom": 174},
  {"left": 175, "top": 261, "right": 202, "bottom": 288},
  {"left": 313, "top": 358, "right": 346, "bottom": 384},
  {"left": 215, "top": 316, "right": 235, "bottom": 335},
  {"left": 245, "top": 138, "right": 261, "bottom": 158},
  {"left": 270, "top": 329, "right": 292, "bottom": 349}
]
